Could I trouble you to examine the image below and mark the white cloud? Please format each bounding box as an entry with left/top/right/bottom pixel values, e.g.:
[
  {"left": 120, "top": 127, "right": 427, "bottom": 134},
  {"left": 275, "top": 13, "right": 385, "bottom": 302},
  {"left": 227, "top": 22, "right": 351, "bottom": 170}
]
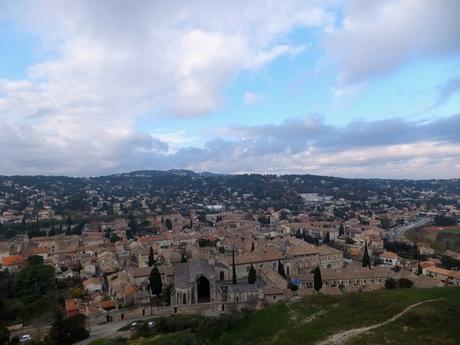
[
  {"left": 243, "top": 91, "right": 265, "bottom": 105},
  {"left": 0, "top": 0, "right": 335, "bottom": 175},
  {"left": 325, "top": 0, "right": 460, "bottom": 84}
]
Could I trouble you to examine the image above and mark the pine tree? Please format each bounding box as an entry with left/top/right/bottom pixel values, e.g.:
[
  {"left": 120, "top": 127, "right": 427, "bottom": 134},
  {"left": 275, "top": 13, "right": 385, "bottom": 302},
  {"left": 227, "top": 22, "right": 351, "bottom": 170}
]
[
  {"left": 248, "top": 264, "right": 257, "bottom": 284},
  {"left": 278, "top": 261, "right": 286, "bottom": 278},
  {"left": 149, "top": 266, "right": 162, "bottom": 296},
  {"left": 417, "top": 260, "right": 422, "bottom": 275},
  {"left": 362, "top": 241, "right": 371, "bottom": 268},
  {"left": 232, "top": 248, "right": 237, "bottom": 284},
  {"left": 313, "top": 267, "right": 323, "bottom": 291},
  {"left": 148, "top": 247, "right": 155, "bottom": 267}
]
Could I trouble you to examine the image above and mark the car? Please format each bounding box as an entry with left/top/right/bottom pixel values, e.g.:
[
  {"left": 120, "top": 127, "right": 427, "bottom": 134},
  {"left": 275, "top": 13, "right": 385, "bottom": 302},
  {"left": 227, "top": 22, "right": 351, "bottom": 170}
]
[
  {"left": 130, "top": 322, "right": 138, "bottom": 327},
  {"left": 19, "top": 335, "right": 32, "bottom": 343},
  {"left": 147, "top": 321, "right": 156, "bottom": 328}
]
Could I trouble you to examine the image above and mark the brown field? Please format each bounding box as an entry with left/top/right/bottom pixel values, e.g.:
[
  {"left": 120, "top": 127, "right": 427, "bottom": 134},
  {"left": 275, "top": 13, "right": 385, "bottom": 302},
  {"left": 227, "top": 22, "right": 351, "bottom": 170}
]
[{"left": 405, "top": 226, "right": 460, "bottom": 253}]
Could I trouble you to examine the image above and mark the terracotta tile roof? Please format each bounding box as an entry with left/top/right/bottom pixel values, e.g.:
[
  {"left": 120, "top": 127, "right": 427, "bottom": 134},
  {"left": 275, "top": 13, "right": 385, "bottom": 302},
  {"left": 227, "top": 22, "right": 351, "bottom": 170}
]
[
  {"left": 99, "top": 299, "right": 116, "bottom": 310},
  {"left": 65, "top": 299, "right": 79, "bottom": 313},
  {"left": 1, "top": 255, "right": 26, "bottom": 267},
  {"left": 83, "top": 277, "right": 102, "bottom": 287},
  {"left": 287, "top": 244, "right": 318, "bottom": 256},
  {"left": 121, "top": 285, "right": 138, "bottom": 297},
  {"left": 228, "top": 247, "right": 283, "bottom": 266},
  {"left": 381, "top": 251, "right": 398, "bottom": 259},
  {"left": 426, "top": 266, "right": 460, "bottom": 279}
]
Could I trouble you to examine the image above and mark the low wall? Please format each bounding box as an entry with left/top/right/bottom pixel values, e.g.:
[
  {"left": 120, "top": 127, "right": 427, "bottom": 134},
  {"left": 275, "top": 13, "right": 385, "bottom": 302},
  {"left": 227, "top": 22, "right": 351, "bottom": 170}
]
[{"left": 87, "top": 301, "right": 254, "bottom": 326}]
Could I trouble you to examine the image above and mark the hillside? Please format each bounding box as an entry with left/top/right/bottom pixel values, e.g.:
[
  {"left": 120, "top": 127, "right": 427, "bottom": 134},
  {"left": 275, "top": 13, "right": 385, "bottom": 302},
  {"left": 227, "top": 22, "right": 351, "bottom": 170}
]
[{"left": 94, "top": 287, "right": 460, "bottom": 345}]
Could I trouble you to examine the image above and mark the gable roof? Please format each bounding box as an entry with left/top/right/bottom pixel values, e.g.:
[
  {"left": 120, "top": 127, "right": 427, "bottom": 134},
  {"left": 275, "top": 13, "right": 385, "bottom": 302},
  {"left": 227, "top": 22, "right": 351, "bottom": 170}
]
[{"left": 2, "top": 255, "right": 26, "bottom": 267}]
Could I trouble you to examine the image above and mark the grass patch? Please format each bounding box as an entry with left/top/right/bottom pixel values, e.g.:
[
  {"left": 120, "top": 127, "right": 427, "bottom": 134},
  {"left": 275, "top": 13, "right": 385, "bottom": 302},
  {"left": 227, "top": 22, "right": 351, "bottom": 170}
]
[
  {"left": 87, "top": 339, "right": 107, "bottom": 345},
  {"left": 131, "top": 288, "right": 460, "bottom": 345},
  {"left": 440, "top": 228, "right": 460, "bottom": 235}
]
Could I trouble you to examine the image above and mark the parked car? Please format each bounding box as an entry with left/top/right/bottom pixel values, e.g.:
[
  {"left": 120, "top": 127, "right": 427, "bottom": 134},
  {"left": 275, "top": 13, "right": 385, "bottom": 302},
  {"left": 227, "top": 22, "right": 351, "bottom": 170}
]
[{"left": 19, "top": 335, "right": 32, "bottom": 343}]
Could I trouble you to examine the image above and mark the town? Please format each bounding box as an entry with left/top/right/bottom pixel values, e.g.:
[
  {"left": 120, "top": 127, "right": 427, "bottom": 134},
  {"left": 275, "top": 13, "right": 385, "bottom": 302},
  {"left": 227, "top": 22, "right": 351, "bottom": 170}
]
[{"left": 0, "top": 171, "right": 459, "bottom": 344}]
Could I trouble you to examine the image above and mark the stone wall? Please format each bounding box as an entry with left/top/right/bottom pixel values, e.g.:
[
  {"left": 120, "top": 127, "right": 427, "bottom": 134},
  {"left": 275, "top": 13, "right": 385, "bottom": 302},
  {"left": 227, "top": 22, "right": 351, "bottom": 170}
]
[{"left": 86, "top": 301, "right": 255, "bottom": 326}]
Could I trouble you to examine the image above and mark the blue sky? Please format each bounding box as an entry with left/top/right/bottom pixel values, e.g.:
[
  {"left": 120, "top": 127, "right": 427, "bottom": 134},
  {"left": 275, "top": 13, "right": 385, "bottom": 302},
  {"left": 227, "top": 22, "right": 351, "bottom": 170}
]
[{"left": 0, "top": 0, "right": 459, "bottom": 178}]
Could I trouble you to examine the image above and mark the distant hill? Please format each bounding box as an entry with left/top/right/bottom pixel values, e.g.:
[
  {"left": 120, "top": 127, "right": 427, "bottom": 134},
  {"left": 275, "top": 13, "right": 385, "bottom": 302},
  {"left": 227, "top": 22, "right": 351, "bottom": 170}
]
[{"left": 1, "top": 170, "right": 459, "bottom": 216}]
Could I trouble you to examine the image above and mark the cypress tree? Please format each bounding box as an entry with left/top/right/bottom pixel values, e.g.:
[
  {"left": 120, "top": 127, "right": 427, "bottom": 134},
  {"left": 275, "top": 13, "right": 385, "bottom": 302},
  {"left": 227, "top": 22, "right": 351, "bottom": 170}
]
[
  {"left": 417, "top": 260, "right": 422, "bottom": 275},
  {"left": 362, "top": 241, "right": 371, "bottom": 268},
  {"left": 248, "top": 264, "right": 256, "bottom": 284},
  {"left": 232, "top": 248, "right": 237, "bottom": 284},
  {"left": 313, "top": 267, "right": 323, "bottom": 291},
  {"left": 148, "top": 247, "right": 155, "bottom": 267},
  {"left": 278, "top": 261, "right": 286, "bottom": 278},
  {"left": 149, "top": 266, "right": 162, "bottom": 296}
]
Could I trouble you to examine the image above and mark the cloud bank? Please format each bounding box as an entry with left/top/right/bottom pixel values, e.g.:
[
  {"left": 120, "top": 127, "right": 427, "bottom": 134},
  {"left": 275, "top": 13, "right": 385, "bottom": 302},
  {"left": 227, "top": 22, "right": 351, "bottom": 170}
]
[{"left": 0, "top": 1, "right": 459, "bottom": 178}]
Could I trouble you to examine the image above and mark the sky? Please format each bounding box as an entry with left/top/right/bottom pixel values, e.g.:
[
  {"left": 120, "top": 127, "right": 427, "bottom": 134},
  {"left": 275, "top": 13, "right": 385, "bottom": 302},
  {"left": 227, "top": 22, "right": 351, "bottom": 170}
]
[{"left": 0, "top": 0, "right": 459, "bottom": 179}]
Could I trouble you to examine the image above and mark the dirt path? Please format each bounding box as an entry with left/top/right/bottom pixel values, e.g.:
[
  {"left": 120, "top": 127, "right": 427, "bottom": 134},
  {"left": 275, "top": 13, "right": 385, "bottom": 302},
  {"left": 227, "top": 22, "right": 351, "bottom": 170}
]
[{"left": 316, "top": 298, "right": 443, "bottom": 345}]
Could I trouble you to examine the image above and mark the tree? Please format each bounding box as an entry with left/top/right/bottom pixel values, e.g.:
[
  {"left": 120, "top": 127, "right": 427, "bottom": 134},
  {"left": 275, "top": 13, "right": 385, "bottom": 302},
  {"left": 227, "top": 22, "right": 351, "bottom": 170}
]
[
  {"left": 385, "top": 278, "right": 397, "bottom": 289},
  {"left": 232, "top": 248, "right": 237, "bottom": 284},
  {"left": 278, "top": 261, "right": 286, "bottom": 278},
  {"left": 323, "top": 232, "right": 330, "bottom": 243},
  {"left": 66, "top": 215, "right": 72, "bottom": 231},
  {"left": 149, "top": 267, "right": 162, "bottom": 296},
  {"left": 313, "top": 267, "right": 322, "bottom": 291},
  {"left": 417, "top": 260, "right": 422, "bottom": 275},
  {"left": 49, "top": 311, "right": 89, "bottom": 345},
  {"left": 26, "top": 255, "right": 44, "bottom": 265},
  {"left": 251, "top": 241, "right": 255, "bottom": 252},
  {"left": 248, "top": 265, "right": 256, "bottom": 284},
  {"left": 398, "top": 278, "right": 414, "bottom": 288},
  {"left": 380, "top": 216, "right": 391, "bottom": 230},
  {"left": 49, "top": 308, "right": 66, "bottom": 345},
  {"left": 148, "top": 247, "right": 155, "bottom": 267},
  {"left": 0, "top": 322, "right": 9, "bottom": 345},
  {"left": 165, "top": 218, "right": 173, "bottom": 231},
  {"left": 362, "top": 241, "right": 371, "bottom": 269},
  {"left": 434, "top": 214, "right": 457, "bottom": 226},
  {"left": 181, "top": 254, "right": 187, "bottom": 263}
]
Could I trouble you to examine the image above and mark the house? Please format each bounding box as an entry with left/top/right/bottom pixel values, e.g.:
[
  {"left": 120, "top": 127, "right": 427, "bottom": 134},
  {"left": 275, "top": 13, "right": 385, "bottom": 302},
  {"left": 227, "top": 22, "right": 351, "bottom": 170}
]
[
  {"left": 293, "top": 267, "right": 393, "bottom": 291},
  {"left": 83, "top": 277, "right": 103, "bottom": 293},
  {"left": 1, "top": 255, "right": 26, "bottom": 271},
  {"left": 227, "top": 247, "right": 285, "bottom": 278},
  {"left": 0, "top": 242, "right": 11, "bottom": 261},
  {"left": 65, "top": 299, "right": 81, "bottom": 317},
  {"left": 423, "top": 266, "right": 460, "bottom": 286},
  {"left": 318, "top": 245, "right": 343, "bottom": 269},
  {"left": 380, "top": 251, "right": 398, "bottom": 267}
]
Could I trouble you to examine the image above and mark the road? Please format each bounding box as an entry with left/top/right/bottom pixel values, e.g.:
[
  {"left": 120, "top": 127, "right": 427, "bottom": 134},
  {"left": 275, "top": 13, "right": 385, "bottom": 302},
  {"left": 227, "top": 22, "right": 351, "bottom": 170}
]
[
  {"left": 392, "top": 218, "right": 431, "bottom": 238},
  {"left": 75, "top": 320, "right": 132, "bottom": 345}
]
